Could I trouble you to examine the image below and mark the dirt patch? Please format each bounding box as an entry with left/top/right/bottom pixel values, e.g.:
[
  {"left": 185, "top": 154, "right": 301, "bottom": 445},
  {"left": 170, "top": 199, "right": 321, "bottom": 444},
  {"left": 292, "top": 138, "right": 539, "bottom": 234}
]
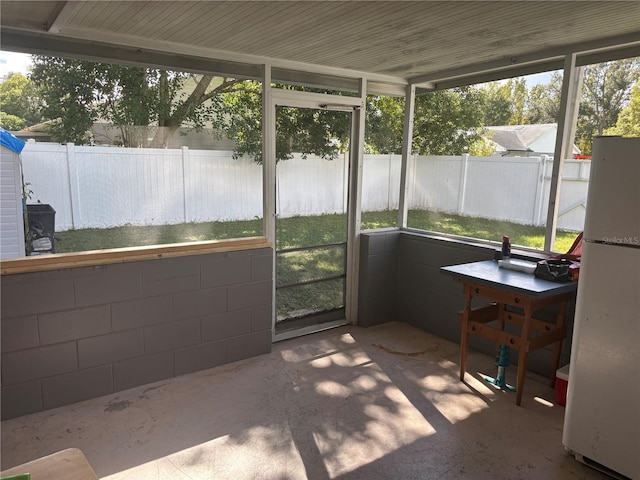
[
  {"left": 372, "top": 343, "right": 428, "bottom": 357},
  {"left": 104, "top": 399, "right": 133, "bottom": 412}
]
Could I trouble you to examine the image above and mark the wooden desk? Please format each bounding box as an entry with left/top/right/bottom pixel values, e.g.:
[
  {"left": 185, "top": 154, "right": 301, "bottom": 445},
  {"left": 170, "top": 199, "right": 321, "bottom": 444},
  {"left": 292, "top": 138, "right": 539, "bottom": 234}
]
[
  {"left": 1, "top": 448, "right": 99, "bottom": 480},
  {"left": 441, "top": 260, "right": 577, "bottom": 406}
]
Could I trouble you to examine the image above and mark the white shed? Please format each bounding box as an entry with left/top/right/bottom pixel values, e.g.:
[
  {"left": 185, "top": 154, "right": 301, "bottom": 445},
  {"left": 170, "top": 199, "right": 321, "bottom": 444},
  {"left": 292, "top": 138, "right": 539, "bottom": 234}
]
[{"left": 1, "top": 128, "right": 27, "bottom": 259}]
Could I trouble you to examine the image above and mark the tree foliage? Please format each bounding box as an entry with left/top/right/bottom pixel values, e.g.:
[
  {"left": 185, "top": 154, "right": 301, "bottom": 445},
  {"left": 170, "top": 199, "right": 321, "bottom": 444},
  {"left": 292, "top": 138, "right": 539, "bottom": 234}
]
[
  {"left": 29, "top": 56, "right": 243, "bottom": 147},
  {"left": 481, "top": 78, "right": 529, "bottom": 126},
  {"left": 605, "top": 80, "right": 640, "bottom": 137},
  {"left": 526, "top": 72, "right": 562, "bottom": 124},
  {"left": 576, "top": 58, "right": 640, "bottom": 153},
  {"left": 476, "top": 59, "right": 638, "bottom": 154},
  {"left": 8, "top": 54, "right": 638, "bottom": 160},
  {"left": 223, "top": 85, "right": 488, "bottom": 159},
  {"left": 0, "top": 112, "right": 27, "bottom": 130},
  {"left": 0, "top": 72, "right": 43, "bottom": 129},
  {"left": 481, "top": 82, "right": 512, "bottom": 126},
  {"left": 29, "top": 57, "right": 101, "bottom": 144},
  {"left": 15, "top": 55, "right": 494, "bottom": 158},
  {"left": 217, "top": 82, "right": 353, "bottom": 163},
  {"left": 412, "top": 87, "right": 486, "bottom": 155},
  {"left": 365, "top": 95, "right": 404, "bottom": 154}
]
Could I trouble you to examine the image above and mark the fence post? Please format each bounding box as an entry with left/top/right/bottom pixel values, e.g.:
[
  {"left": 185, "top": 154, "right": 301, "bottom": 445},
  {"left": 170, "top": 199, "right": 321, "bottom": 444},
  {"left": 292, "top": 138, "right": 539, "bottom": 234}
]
[
  {"left": 408, "top": 154, "right": 417, "bottom": 210},
  {"left": 182, "top": 146, "right": 189, "bottom": 223},
  {"left": 534, "top": 155, "right": 550, "bottom": 226},
  {"left": 457, "top": 154, "right": 469, "bottom": 215},
  {"left": 66, "top": 142, "right": 80, "bottom": 230},
  {"left": 343, "top": 151, "right": 350, "bottom": 213},
  {"left": 387, "top": 153, "right": 393, "bottom": 210}
]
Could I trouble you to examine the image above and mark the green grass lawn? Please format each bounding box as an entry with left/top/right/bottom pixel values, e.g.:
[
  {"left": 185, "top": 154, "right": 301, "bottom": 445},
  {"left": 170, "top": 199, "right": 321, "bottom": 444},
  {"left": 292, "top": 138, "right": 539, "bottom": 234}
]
[
  {"left": 53, "top": 218, "right": 263, "bottom": 252},
  {"left": 405, "top": 210, "right": 579, "bottom": 253},
  {"left": 54, "top": 209, "right": 580, "bottom": 254}
]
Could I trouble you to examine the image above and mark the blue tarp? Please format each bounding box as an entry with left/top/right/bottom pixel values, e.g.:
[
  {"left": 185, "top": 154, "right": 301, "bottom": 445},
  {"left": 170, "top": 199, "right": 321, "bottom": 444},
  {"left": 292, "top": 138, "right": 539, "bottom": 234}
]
[{"left": 0, "top": 127, "right": 26, "bottom": 153}]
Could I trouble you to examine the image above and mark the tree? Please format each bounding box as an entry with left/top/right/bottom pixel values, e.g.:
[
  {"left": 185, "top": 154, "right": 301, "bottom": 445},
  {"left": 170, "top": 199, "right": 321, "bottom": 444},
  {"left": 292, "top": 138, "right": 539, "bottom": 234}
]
[
  {"left": 605, "top": 80, "right": 640, "bottom": 137},
  {"left": 508, "top": 78, "right": 529, "bottom": 125},
  {"left": 30, "top": 57, "right": 101, "bottom": 144},
  {"left": 481, "top": 78, "right": 529, "bottom": 126},
  {"left": 217, "top": 82, "right": 352, "bottom": 163},
  {"left": 412, "top": 87, "right": 486, "bottom": 155},
  {"left": 526, "top": 71, "right": 562, "bottom": 124},
  {"left": 365, "top": 95, "right": 404, "bottom": 154},
  {"left": 576, "top": 58, "right": 640, "bottom": 153},
  {"left": 0, "top": 72, "right": 43, "bottom": 129},
  {"left": 0, "top": 112, "right": 27, "bottom": 130},
  {"left": 477, "top": 59, "right": 638, "bottom": 155},
  {"left": 468, "top": 131, "right": 497, "bottom": 156},
  {"left": 28, "top": 56, "right": 352, "bottom": 161},
  {"left": 481, "top": 82, "right": 512, "bottom": 126},
  {"left": 29, "top": 56, "right": 244, "bottom": 147}
]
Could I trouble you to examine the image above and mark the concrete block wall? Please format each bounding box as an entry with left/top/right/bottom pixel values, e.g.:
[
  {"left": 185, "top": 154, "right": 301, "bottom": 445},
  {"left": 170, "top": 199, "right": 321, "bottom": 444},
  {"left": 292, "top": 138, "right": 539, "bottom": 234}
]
[
  {"left": 396, "top": 233, "right": 495, "bottom": 346},
  {"left": 357, "top": 231, "right": 575, "bottom": 377},
  {"left": 1, "top": 247, "right": 273, "bottom": 419},
  {"left": 396, "top": 233, "right": 576, "bottom": 376},
  {"left": 357, "top": 231, "right": 400, "bottom": 327}
]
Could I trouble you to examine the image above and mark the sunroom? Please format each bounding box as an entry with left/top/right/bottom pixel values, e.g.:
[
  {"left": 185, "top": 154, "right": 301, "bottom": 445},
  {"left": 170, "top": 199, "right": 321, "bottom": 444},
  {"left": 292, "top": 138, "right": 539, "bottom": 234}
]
[{"left": 1, "top": 2, "right": 639, "bottom": 479}]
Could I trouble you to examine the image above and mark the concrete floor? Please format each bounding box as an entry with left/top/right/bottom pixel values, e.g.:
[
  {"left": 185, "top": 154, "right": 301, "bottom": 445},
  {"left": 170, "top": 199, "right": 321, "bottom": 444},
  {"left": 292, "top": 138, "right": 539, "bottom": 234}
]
[{"left": 1, "top": 322, "right": 608, "bottom": 480}]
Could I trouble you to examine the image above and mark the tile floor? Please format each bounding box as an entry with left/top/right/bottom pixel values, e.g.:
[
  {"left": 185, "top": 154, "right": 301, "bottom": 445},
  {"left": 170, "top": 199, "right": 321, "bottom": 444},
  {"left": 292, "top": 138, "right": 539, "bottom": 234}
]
[{"left": 1, "top": 322, "right": 609, "bottom": 479}]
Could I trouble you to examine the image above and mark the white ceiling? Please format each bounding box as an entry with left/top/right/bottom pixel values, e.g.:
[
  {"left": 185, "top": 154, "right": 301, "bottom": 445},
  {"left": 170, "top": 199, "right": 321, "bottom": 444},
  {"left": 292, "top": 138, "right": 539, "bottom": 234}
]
[{"left": 1, "top": 1, "right": 639, "bottom": 93}]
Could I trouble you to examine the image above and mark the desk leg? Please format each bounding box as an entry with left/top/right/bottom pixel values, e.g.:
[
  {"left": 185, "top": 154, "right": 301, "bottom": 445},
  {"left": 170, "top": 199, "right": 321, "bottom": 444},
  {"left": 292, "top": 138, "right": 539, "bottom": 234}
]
[
  {"left": 496, "top": 303, "right": 506, "bottom": 332},
  {"left": 495, "top": 302, "right": 506, "bottom": 357},
  {"left": 550, "top": 300, "right": 567, "bottom": 387},
  {"left": 515, "top": 303, "right": 533, "bottom": 406},
  {"left": 459, "top": 287, "right": 473, "bottom": 381}
]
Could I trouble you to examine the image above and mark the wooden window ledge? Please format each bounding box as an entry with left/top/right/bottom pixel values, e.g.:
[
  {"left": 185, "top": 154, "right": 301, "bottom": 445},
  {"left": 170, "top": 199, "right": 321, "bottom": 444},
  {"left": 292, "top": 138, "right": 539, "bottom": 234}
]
[{"left": 1, "top": 237, "right": 271, "bottom": 275}]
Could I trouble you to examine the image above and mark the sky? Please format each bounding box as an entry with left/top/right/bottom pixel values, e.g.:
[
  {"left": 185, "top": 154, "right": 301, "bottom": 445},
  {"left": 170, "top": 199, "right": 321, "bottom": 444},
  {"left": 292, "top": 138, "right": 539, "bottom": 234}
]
[
  {"left": 0, "top": 51, "right": 34, "bottom": 77},
  {"left": 524, "top": 71, "right": 554, "bottom": 87}
]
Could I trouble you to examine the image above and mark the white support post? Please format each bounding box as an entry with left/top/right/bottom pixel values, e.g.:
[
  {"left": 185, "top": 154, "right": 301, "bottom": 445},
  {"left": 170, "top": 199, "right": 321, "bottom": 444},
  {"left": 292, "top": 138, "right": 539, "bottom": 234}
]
[
  {"left": 387, "top": 153, "right": 393, "bottom": 211},
  {"left": 458, "top": 154, "right": 469, "bottom": 215},
  {"left": 66, "top": 142, "right": 80, "bottom": 230},
  {"left": 346, "top": 77, "right": 367, "bottom": 325},
  {"left": 398, "top": 84, "right": 416, "bottom": 228},
  {"left": 262, "top": 64, "right": 276, "bottom": 246},
  {"left": 343, "top": 151, "right": 349, "bottom": 213},
  {"left": 261, "top": 64, "right": 277, "bottom": 340},
  {"left": 181, "top": 146, "right": 189, "bottom": 223},
  {"left": 544, "top": 54, "right": 583, "bottom": 252}
]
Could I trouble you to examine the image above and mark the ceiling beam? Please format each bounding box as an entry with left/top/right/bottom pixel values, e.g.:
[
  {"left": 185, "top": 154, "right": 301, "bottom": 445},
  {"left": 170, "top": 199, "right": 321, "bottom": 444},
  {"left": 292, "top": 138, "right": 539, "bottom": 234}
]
[
  {"left": 47, "top": 2, "right": 80, "bottom": 33},
  {"left": 46, "top": 23, "right": 408, "bottom": 87},
  {"left": 577, "top": 44, "right": 640, "bottom": 68},
  {"left": 2, "top": 25, "right": 635, "bottom": 96},
  {"left": 1, "top": 27, "right": 408, "bottom": 96},
  {"left": 421, "top": 60, "right": 564, "bottom": 92},
  {"left": 410, "top": 32, "right": 640, "bottom": 90},
  {"left": 1, "top": 28, "right": 264, "bottom": 80}
]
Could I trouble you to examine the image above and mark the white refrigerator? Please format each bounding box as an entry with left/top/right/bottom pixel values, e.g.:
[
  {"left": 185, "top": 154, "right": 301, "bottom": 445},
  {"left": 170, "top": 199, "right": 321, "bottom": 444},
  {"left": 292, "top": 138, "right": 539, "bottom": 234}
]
[{"left": 562, "top": 136, "right": 640, "bottom": 480}]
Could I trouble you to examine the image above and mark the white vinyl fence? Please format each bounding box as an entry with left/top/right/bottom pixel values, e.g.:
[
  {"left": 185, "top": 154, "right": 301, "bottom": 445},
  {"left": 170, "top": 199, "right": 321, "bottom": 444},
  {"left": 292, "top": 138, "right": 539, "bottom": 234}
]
[
  {"left": 19, "top": 143, "right": 590, "bottom": 232},
  {"left": 411, "top": 155, "right": 563, "bottom": 226}
]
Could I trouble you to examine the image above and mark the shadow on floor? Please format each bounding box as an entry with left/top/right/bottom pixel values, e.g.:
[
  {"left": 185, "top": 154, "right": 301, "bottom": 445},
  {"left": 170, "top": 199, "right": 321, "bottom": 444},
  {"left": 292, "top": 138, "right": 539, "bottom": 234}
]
[{"left": 1, "top": 322, "right": 607, "bottom": 480}]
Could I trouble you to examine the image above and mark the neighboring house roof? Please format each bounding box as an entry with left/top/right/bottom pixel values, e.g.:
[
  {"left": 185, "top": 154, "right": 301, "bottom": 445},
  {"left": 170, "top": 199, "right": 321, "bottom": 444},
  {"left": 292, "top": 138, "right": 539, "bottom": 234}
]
[
  {"left": 484, "top": 123, "right": 581, "bottom": 155},
  {"left": 19, "top": 119, "right": 60, "bottom": 133},
  {"left": 13, "top": 120, "right": 236, "bottom": 150},
  {"left": 13, "top": 119, "right": 60, "bottom": 143}
]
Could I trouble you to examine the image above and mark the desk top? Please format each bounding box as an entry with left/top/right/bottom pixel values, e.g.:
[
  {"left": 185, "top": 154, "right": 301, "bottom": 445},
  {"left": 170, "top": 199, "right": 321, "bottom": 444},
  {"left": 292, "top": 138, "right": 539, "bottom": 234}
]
[{"left": 441, "top": 260, "right": 578, "bottom": 298}]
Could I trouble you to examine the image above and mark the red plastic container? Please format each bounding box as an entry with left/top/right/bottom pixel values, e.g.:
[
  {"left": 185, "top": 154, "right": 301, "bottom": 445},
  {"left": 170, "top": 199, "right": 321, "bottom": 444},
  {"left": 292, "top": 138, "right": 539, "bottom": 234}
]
[{"left": 556, "top": 364, "right": 570, "bottom": 406}]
